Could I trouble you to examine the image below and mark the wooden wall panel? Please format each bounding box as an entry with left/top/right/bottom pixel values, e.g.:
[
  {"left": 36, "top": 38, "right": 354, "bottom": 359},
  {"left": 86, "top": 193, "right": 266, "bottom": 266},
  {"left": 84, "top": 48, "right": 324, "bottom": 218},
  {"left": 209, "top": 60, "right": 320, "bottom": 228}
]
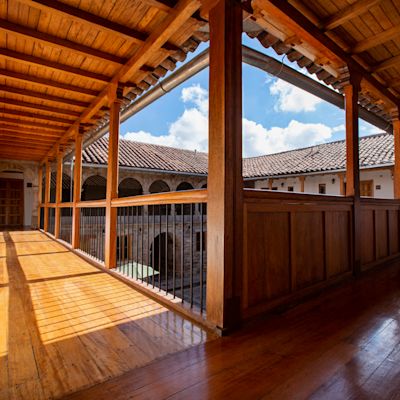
[
  {"left": 375, "top": 209, "right": 388, "bottom": 260},
  {"left": 292, "top": 212, "right": 325, "bottom": 289},
  {"left": 388, "top": 210, "right": 399, "bottom": 255},
  {"left": 325, "top": 211, "right": 351, "bottom": 277},
  {"left": 360, "top": 209, "right": 375, "bottom": 265},
  {"left": 246, "top": 211, "right": 290, "bottom": 307}
]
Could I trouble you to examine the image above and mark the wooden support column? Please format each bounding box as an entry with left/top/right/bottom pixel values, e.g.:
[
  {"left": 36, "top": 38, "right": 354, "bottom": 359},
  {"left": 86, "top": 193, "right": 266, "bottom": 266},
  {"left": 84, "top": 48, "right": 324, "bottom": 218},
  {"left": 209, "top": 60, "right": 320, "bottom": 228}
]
[
  {"left": 299, "top": 176, "right": 305, "bottom": 192},
  {"left": 43, "top": 159, "right": 51, "bottom": 231},
  {"left": 54, "top": 145, "right": 63, "bottom": 238},
  {"left": 268, "top": 178, "right": 273, "bottom": 190},
  {"left": 392, "top": 108, "right": 400, "bottom": 199},
  {"left": 72, "top": 127, "right": 83, "bottom": 249},
  {"left": 37, "top": 164, "right": 43, "bottom": 228},
  {"left": 343, "top": 70, "right": 362, "bottom": 274},
  {"left": 206, "top": 0, "right": 243, "bottom": 332},
  {"left": 104, "top": 89, "right": 122, "bottom": 268}
]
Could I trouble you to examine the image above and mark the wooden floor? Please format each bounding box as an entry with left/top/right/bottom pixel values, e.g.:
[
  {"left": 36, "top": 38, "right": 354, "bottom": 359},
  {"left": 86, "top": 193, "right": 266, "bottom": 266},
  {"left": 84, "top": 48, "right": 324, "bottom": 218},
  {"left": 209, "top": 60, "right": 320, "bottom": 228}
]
[
  {"left": 0, "top": 230, "right": 212, "bottom": 400},
  {"left": 64, "top": 260, "right": 400, "bottom": 399}
]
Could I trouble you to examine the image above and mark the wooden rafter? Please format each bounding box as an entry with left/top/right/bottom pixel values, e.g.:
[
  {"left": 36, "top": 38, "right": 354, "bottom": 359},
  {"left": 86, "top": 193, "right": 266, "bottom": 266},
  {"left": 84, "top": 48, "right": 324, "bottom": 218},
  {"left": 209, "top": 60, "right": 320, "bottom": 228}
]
[
  {"left": 0, "top": 19, "right": 126, "bottom": 65},
  {"left": 0, "top": 117, "right": 67, "bottom": 131},
  {"left": 1, "top": 98, "right": 81, "bottom": 117},
  {"left": 43, "top": 0, "right": 201, "bottom": 161},
  {"left": 0, "top": 124, "right": 64, "bottom": 137},
  {"left": 352, "top": 25, "right": 400, "bottom": 53},
  {"left": 18, "top": 0, "right": 182, "bottom": 53},
  {"left": 323, "top": 0, "right": 383, "bottom": 31},
  {"left": 0, "top": 108, "right": 74, "bottom": 125},
  {"left": 373, "top": 54, "right": 400, "bottom": 73},
  {"left": 0, "top": 131, "right": 60, "bottom": 143},
  {"left": 0, "top": 85, "right": 89, "bottom": 108},
  {"left": 0, "top": 69, "right": 99, "bottom": 96}
]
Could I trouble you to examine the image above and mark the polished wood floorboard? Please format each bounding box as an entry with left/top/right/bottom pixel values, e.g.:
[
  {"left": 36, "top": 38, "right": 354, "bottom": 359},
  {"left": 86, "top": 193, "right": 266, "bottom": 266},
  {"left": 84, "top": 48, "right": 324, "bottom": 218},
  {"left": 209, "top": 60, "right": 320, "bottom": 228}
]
[
  {"left": 0, "top": 230, "right": 212, "bottom": 400},
  {"left": 64, "top": 260, "right": 400, "bottom": 400}
]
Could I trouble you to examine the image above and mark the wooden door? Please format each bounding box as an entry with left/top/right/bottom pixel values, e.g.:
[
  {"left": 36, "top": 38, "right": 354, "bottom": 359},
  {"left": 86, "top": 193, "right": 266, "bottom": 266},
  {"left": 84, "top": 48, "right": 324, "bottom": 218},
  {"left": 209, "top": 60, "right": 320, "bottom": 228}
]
[
  {"left": 360, "top": 180, "right": 374, "bottom": 197},
  {"left": 0, "top": 178, "right": 24, "bottom": 227}
]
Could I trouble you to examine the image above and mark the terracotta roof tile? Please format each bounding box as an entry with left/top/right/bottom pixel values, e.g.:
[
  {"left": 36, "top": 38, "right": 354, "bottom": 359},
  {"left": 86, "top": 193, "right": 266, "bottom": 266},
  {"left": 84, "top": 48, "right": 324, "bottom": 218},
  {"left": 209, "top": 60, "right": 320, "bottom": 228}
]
[{"left": 82, "top": 133, "right": 394, "bottom": 178}]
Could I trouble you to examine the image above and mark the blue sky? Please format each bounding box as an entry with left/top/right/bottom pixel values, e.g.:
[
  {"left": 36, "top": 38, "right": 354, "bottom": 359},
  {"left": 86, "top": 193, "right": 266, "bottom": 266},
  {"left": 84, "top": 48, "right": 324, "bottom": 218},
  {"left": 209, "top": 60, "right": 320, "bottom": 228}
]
[{"left": 120, "top": 35, "right": 382, "bottom": 158}]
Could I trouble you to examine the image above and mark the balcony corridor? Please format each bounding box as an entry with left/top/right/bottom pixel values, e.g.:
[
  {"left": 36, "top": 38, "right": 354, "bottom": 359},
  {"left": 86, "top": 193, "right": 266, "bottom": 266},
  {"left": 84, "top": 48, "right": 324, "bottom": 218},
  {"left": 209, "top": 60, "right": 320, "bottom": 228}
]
[{"left": 0, "top": 230, "right": 212, "bottom": 400}]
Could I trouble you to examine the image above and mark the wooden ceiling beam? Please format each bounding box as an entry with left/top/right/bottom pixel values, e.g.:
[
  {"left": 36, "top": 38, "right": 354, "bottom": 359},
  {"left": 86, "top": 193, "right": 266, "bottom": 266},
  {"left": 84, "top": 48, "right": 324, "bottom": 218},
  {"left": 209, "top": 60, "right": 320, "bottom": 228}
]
[
  {"left": 18, "top": 0, "right": 181, "bottom": 53},
  {"left": 1, "top": 98, "right": 81, "bottom": 117},
  {"left": 0, "top": 131, "right": 60, "bottom": 142},
  {"left": 0, "top": 124, "right": 64, "bottom": 137},
  {"left": 0, "top": 48, "right": 112, "bottom": 83},
  {"left": 0, "top": 117, "right": 67, "bottom": 131},
  {"left": 323, "top": 0, "right": 383, "bottom": 31},
  {"left": 0, "top": 108, "right": 74, "bottom": 124},
  {"left": 0, "top": 84, "right": 89, "bottom": 108},
  {"left": 0, "top": 69, "right": 98, "bottom": 96},
  {"left": 261, "top": 0, "right": 399, "bottom": 107},
  {"left": 352, "top": 25, "right": 400, "bottom": 53},
  {"left": 373, "top": 53, "right": 400, "bottom": 73},
  {"left": 0, "top": 139, "right": 52, "bottom": 149},
  {"left": 0, "top": 19, "right": 126, "bottom": 65}
]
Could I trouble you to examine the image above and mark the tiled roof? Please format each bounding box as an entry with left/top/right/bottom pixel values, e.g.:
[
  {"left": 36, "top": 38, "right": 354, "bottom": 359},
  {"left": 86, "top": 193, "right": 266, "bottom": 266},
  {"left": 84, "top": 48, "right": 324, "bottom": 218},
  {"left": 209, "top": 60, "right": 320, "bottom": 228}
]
[{"left": 82, "top": 133, "right": 394, "bottom": 178}]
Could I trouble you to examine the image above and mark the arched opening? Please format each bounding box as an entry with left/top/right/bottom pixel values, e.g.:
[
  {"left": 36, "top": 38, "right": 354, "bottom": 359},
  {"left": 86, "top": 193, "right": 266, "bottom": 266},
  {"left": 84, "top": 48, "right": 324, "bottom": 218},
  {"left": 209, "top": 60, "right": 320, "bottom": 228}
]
[
  {"left": 176, "top": 182, "right": 194, "bottom": 215},
  {"left": 42, "top": 172, "right": 73, "bottom": 202},
  {"left": 150, "top": 232, "right": 174, "bottom": 289},
  {"left": 149, "top": 180, "right": 170, "bottom": 215},
  {"left": 82, "top": 175, "right": 107, "bottom": 201},
  {"left": 201, "top": 183, "right": 207, "bottom": 214},
  {"left": 118, "top": 178, "right": 143, "bottom": 198}
]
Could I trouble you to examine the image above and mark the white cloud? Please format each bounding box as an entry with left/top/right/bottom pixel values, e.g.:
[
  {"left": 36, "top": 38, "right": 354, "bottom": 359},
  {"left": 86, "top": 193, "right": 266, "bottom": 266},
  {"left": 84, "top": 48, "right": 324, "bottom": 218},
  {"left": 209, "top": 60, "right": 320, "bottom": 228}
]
[
  {"left": 270, "top": 79, "right": 323, "bottom": 113},
  {"left": 124, "top": 84, "right": 336, "bottom": 157}
]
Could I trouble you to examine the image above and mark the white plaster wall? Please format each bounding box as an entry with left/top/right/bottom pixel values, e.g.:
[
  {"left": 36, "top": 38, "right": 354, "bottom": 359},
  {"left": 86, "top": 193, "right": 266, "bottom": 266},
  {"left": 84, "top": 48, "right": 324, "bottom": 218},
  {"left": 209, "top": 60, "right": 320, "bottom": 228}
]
[
  {"left": 254, "top": 168, "right": 395, "bottom": 198},
  {"left": 0, "top": 159, "right": 39, "bottom": 227}
]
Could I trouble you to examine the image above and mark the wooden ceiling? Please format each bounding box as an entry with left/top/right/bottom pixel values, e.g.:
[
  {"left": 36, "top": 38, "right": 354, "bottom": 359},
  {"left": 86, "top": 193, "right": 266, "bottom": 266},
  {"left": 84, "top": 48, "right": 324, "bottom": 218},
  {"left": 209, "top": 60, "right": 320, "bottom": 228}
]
[
  {"left": 1, "top": 0, "right": 399, "bottom": 163},
  {"left": 0, "top": 0, "right": 206, "bottom": 161}
]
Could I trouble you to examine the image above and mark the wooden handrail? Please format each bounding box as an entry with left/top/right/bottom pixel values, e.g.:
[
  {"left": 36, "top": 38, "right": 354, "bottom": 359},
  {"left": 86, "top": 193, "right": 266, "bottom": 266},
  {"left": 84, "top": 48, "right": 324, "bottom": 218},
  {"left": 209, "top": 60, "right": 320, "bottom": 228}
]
[
  {"left": 58, "top": 202, "right": 74, "bottom": 208},
  {"left": 76, "top": 200, "right": 107, "bottom": 208},
  {"left": 111, "top": 189, "right": 208, "bottom": 207}
]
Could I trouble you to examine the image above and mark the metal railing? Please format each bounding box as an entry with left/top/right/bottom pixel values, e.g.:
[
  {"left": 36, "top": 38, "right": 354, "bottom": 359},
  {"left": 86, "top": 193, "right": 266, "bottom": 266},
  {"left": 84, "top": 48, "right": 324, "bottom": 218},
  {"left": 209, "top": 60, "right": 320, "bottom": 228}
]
[
  {"left": 39, "top": 206, "right": 44, "bottom": 230},
  {"left": 48, "top": 207, "right": 56, "bottom": 236},
  {"left": 79, "top": 207, "right": 105, "bottom": 262},
  {"left": 59, "top": 207, "right": 73, "bottom": 244}
]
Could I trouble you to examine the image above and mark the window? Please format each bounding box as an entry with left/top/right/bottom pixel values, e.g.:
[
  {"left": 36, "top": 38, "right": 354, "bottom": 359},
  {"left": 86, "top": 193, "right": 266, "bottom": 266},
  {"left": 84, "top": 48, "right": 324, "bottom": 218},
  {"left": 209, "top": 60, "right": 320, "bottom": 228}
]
[
  {"left": 196, "top": 231, "right": 207, "bottom": 252},
  {"left": 287, "top": 186, "right": 294, "bottom": 192},
  {"left": 319, "top": 184, "right": 326, "bottom": 194}
]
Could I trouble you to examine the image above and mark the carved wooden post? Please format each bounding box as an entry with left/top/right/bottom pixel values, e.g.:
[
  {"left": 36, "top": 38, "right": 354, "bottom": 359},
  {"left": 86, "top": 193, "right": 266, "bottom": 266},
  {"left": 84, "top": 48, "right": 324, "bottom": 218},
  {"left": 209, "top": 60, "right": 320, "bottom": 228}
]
[
  {"left": 44, "top": 159, "right": 51, "bottom": 232},
  {"left": 342, "top": 68, "right": 362, "bottom": 273},
  {"left": 104, "top": 88, "right": 122, "bottom": 268},
  {"left": 72, "top": 127, "right": 83, "bottom": 249},
  {"left": 392, "top": 108, "right": 400, "bottom": 199},
  {"left": 206, "top": 0, "right": 243, "bottom": 332},
  {"left": 37, "top": 164, "right": 43, "bottom": 229},
  {"left": 54, "top": 145, "right": 63, "bottom": 239}
]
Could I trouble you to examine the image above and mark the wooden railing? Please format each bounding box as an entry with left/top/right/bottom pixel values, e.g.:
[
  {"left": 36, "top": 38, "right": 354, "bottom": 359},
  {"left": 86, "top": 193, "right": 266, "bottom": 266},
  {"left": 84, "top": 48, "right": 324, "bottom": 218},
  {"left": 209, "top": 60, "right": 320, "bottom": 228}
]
[
  {"left": 242, "top": 189, "right": 354, "bottom": 319},
  {"left": 360, "top": 198, "right": 400, "bottom": 270}
]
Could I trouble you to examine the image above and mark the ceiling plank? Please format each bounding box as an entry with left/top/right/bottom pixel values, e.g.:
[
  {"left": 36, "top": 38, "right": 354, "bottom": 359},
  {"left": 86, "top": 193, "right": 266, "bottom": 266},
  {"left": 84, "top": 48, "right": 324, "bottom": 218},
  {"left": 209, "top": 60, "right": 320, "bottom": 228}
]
[
  {"left": 0, "top": 69, "right": 99, "bottom": 96},
  {"left": 0, "top": 108, "right": 74, "bottom": 124},
  {"left": 18, "top": 0, "right": 180, "bottom": 53},
  {"left": 0, "top": 19, "right": 126, "bottom": 65},
  {"left": 352, "top": 25, "right": 400, "bottom": 53},
  {"left": 0, "top": 131, "right": 61, "bottom": 141},
  {"left": 0, "top": 84, "right": 89, "bottom": 108},
  {"left": 0, "top": 139, "right": 52, "bottom": 149},
  {"left": 324, "top": 0, "right": 383, "bottom": 30},
  {"left": 1, "top": 98, "right": 81, "bottom": 117}
]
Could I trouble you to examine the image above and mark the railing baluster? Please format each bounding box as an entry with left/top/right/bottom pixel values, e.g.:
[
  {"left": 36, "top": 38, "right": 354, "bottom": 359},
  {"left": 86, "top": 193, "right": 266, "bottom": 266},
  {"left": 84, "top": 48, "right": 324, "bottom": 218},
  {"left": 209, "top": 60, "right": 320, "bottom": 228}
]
[
  {"left": 190, "top": 203, "right": 193, "bottom": 307},
  {"left": 200, "top": 203, "right": 204, "bottom": 312},
  {"left": 165, "top": 204, "right": 169, "bottom": 294},
  {"left": 173, "top": 205, "right": 176, "bottom": 299},
  {"left": 181, "top": 203, "right": 184, "bottom": 303}
]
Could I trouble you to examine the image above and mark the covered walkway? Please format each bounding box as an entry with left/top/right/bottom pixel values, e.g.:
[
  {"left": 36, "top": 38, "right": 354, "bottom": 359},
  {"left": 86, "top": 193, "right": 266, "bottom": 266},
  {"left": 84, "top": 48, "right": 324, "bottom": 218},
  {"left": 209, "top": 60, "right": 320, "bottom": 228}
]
[{"left": 0, "top": 230, "right": 211, "bottom": 400}]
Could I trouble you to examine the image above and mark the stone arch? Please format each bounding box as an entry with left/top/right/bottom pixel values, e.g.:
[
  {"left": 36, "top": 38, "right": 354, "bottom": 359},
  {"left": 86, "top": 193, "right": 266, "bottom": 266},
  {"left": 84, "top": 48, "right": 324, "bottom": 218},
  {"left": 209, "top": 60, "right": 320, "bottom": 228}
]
[
  {"left": 82, "top": 175, "right": 107, "bottom": 201},
  {"left": 176, "top": 182, "right": 194, "bottom": 215},
  {"left": 118, "top": 178, "right": 143, "bottom": 198},
  {"left": 176, "top": 181, "right": 194, "bottom": 191},
  {"left": 149, "top": 180, "right": 170, "bottom": 194},
  {"left": 42, "top": 172, "right": 73, "bottom": 202}
]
